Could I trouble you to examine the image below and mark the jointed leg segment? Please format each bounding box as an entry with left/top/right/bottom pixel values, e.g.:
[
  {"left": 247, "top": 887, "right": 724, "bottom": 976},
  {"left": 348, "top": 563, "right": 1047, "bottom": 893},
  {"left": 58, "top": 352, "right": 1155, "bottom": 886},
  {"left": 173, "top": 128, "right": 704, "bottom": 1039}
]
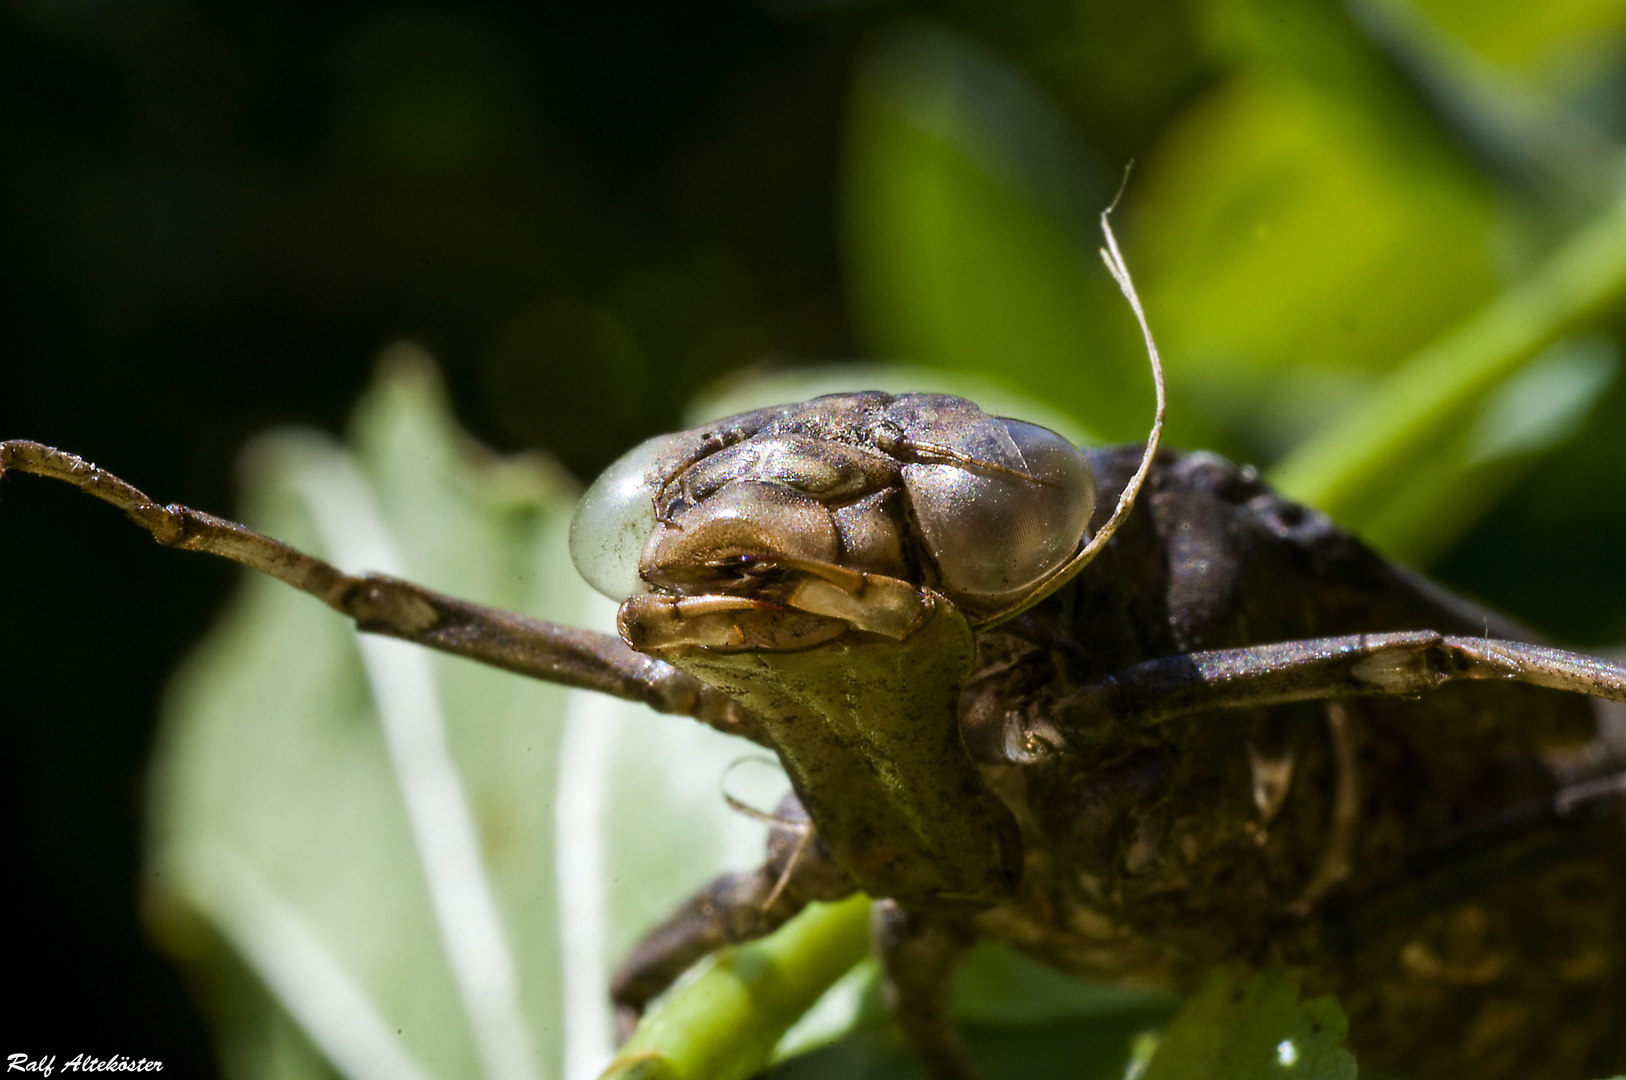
[
  {"left": 872, "top": 901, "right": 979, "bottom": 1080},
  {"left": 0, "top": 440, "right": 763, "bottom": 743},
  {"left": 1003, "top": 630, "right": 1626, "bottom": 760}
]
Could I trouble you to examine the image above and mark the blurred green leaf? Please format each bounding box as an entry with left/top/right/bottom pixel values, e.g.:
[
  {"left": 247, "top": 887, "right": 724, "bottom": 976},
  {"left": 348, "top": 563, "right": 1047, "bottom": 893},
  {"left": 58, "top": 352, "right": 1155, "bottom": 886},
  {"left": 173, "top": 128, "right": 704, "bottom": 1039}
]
[
  {"left": 1270, "top": 187, "right": 1626, "bottom": 558},
  {"left": 1134, "top": 63, "right": 1498, "bottom": 458},
  {"left": 1353, "top": 332, "right": 1619, "bottom": 560},
  {"left": 1134, "top": 0, "right": 1626, "bottom": 561},
  {"left": 1139, "top": 969, "right": 1356, "bottom": 1080},
  {"left": 843, "top": 24, "right": 1155, "bottom": 444},
  {"left": 950, "top": 941, "right": 1177, "bottom": 1028},
  {"left": 1411, "top": 0, "right": 1626, "bottom": 77},
  {"left": 1345, "top": 0, "right": 1626, "bottom": 210},
  {"left": 601, "top": 895, "right": 872, "bottom": 1080}
]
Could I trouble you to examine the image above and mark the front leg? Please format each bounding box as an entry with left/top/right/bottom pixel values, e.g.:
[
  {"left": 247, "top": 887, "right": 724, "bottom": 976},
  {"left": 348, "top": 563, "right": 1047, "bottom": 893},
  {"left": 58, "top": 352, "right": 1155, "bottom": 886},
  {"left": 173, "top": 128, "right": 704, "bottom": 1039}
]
[
  {"left": 0, "top": 440, "right": 763, "bottom": 743},
  {"left": 997, "top": 631, "right": 1626, "bottom": 759},
  {"left": 872, "top": 901, "right": 980, "bottom": 1080}
]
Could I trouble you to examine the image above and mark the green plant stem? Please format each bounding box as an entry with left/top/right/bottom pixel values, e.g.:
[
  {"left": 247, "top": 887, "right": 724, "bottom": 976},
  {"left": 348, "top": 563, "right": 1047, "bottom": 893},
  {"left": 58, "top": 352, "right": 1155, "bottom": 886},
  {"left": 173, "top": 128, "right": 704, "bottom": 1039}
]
[
  {"left": 1269, "top": 188, "right": 1626, "bottom": 519},
  {"left": 599, "top": 894, "right": 873, "bottom": 1080}
]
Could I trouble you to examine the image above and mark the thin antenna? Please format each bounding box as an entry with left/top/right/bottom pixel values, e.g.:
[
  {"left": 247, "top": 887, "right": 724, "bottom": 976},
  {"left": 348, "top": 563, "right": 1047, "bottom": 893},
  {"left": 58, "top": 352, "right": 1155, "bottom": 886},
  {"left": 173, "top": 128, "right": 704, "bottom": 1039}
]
[
  {"left": 719, "top": 757, "right": 811, "bottom": 832},
  {"left": 757, "top": 826, "right": 812, "bottom": 919},
  {"left": 975, "top": 180, "right": 1167, "bottom": 628}
]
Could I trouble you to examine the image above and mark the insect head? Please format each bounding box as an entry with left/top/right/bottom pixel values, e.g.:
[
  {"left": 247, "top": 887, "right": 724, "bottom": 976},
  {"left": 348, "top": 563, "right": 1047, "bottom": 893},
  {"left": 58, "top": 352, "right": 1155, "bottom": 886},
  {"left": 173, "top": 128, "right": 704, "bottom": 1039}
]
[
  {"left": 569, "top": 391, "right": 1096, "bottom": 636},
  {"left": 567, "top": 392, "right": 1094, "bottom": 908},
  {"left": 564, "top": 218, "right": 1163, "bottom": 909}
]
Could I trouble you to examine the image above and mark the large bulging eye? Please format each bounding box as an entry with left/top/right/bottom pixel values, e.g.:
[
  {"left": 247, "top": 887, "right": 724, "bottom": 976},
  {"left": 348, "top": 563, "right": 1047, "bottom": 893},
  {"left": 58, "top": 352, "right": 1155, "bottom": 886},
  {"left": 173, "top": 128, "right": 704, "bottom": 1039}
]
[
  {"left": 570, "top": 431, "right": 692, "bottom": 600},
  {"left": 903, "top": 419, "right": 1095, "bottom": 610}
]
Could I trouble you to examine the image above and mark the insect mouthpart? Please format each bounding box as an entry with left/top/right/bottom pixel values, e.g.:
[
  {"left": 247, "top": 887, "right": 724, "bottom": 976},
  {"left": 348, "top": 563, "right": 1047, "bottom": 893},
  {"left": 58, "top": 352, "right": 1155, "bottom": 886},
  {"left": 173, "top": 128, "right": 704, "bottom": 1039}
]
[
  {"left": 618, "top": 557, "right": 933, "bottom": 653},
  {"left": 624, "top": 468, "right": 939, "bottom": 650}
]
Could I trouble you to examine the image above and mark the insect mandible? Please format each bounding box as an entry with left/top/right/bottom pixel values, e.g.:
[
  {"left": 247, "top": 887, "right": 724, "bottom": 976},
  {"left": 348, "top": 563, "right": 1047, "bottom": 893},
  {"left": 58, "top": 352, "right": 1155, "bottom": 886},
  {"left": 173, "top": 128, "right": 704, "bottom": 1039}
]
[{"left": 4, "top": 221, "right": 1626, "bottom": 1080}]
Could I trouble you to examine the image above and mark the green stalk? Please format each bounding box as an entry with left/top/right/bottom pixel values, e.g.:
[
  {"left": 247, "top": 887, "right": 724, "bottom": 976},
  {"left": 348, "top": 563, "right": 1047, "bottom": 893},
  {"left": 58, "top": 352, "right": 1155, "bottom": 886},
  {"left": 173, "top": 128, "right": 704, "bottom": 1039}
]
[
  {"left": 599, "top": 894, "right": 873, "bottom": 1080},
  {"left": 1269, "top": 188, "right": 1626, "bottom": 518}
]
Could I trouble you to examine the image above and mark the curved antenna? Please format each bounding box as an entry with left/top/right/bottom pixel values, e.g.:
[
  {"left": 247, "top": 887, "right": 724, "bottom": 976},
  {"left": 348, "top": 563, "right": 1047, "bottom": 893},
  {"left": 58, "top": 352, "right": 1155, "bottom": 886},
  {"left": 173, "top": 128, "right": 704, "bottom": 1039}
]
[
  {"left": 718, "top": 757, "right": 811, "bottom": 832},
  {"left": 973, "top": 195, "right": 1167, "bottom": 629}
]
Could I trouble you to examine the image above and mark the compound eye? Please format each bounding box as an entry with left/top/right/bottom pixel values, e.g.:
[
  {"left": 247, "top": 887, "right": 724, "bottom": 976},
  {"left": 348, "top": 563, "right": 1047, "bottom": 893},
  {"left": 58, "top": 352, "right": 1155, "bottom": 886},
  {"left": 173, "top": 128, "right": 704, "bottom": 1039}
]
[
  {"left": 902, "top": 419, "right": 1095, "bottom": 612},
  {"left": 570, "top": 431, "right": 692, "bottom": 600}
]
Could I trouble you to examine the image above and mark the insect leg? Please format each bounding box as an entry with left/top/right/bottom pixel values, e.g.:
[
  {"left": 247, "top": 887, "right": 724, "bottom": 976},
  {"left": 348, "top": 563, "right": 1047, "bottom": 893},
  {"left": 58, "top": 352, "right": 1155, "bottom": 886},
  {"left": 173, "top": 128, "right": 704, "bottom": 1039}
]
[
  {"left": 871, "top": 901, "right": 979, "bottom": 1080},
  {"left": 609, "top": 794, "right": 856, "bottom": 1038},
  {"left": 0, "top": 440, "right": 763, "bottom": 742},
  {"left": 1008, "top": 631, "right": 1626, "bottom": 758},
  {"left": 1288, "top": 700, "right": 1362, "bottom": 916}
]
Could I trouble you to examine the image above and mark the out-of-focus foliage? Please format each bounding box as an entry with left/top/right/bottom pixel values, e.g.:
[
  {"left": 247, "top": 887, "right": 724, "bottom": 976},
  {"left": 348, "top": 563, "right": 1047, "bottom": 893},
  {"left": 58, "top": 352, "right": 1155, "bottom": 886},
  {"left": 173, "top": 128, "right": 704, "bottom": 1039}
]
[
  {"left": 838, "top": 0, "right": 1626, "bottom": 609},
  {"left": 1411, "top": 0, "right": 1626, "bottom": 74},
  {"left": 844, "top": 24, "right": 1146, "bottom": 442},
  {"left": 1139, "top": 968, "right": 1356, "bottom": 1080},
  {"left": 6, "top": 0, "right": 1626, "bottom": 1076}
]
